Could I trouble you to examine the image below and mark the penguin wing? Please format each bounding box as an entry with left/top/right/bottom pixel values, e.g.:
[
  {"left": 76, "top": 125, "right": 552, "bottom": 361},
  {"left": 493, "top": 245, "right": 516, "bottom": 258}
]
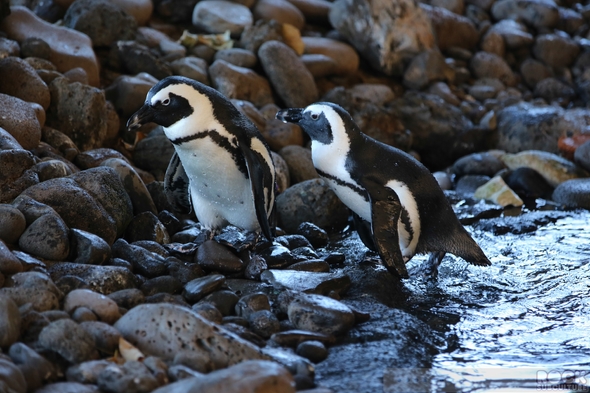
[
  {"left": 240, "top": 142, "right": 275, "bottom": 241},
  {"left": 361, "top": 177, "right": 410, "bottom": 279},
  {"left": 164, "top": 152, "right": 192, "bottom": 214}
]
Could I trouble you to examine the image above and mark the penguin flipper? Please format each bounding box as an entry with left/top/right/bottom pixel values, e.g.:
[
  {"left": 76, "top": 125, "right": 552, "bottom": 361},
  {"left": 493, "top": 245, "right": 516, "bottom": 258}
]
[
  {"left": 362, "top": 178, "right": 410, "bottom": 279},
  {"left": 241, "top": 144, "right": 275, "bottom": 241},
  {"left": 352, "top": 212, "right": 377, "bottom": 252},
  {"left": 164, "top": 152, "right": 192, "bottom": 214}
]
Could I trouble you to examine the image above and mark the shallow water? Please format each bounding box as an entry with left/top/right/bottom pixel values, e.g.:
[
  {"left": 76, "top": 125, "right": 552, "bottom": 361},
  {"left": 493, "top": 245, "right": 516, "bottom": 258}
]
[{"left": 316, "top": 210, "right": 590, "bottom": 393}]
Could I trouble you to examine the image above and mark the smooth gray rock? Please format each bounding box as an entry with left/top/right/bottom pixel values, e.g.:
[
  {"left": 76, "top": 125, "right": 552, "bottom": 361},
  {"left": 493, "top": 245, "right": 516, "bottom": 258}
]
[
  {"left": 261, "top": 270, "right": 351, "bottom": 296},
  {"left": 552, "top": 178, "right": 590, "bottom": 209},
  {"left": 192, "top": 0, "right": 253, "bottom": 36},
  {"left": 48, "top": 263, "right": 137, "bottom": 295},
  {"left": 0, "top": 149, "right": 38, "bottom": 204},
  {"left": 0, "top": 56, "right": 50, "bottom": 110},
  {"left": 97, "top": 361, "right": 160, "bottom": 393},
  {"left": 114, "top": 303, "right": 269, "bottom": 367},
  {"left": 63, "top": 0, "right": 137, "bottom": 47},
  {"left": 0, "top": 295, "right": 21, "bottom": 347},
  {"left": 209, "top": 59, "right": 274, "bottom": 107},
  {"left": 288, "top": 293, "right": 355, "bottom": 335},
  {"left": 38, "top": 318, "right": 99, "bottom": 363},
  {"left": 258, "top": 40, "right": 318, "bottom": 108},
  {"left": 0, "top": 94, "right": 41, "bottom": 151},
  {"left": 8, "top": 342, "right": 56, "bottom": 392},
  {"left": 0, "top": 358, "right": 26, "bottom": 393},
  {"left": 35, "top": 382, "right": 101, "bottom": 393},
  {"left": 183, "top": 274, "right": 226, "bottom": 303},
  {"left": 70, "top": 228, "right": 111, "bottom": 265},
  {"left": 0, "top": 272, "right": 61, "bottom": 311},
  {"left": 0, "top": 239, "right": 23, "bottom": 275},
  {"left": 18, "top": 213, "right": 70, "bottom": 261},
  {"left": 66, "top": 359, "right": 111, "bottom": 384}
]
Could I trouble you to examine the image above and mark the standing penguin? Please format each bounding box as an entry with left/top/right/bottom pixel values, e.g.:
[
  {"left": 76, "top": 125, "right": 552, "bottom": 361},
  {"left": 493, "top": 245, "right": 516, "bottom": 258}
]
[
  {"left": 127, "top": 76, "right": 276, "bottom": 241},
  {"left": 276, "top": 102, "right": 491, "bottom": 278}
]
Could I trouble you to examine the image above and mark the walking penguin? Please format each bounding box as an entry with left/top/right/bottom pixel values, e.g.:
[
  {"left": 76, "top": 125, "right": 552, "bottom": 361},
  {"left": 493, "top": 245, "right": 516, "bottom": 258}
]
[
  {"left": 276, "top": 102, "right": 491, "bottom": 278},
  {"left": 127, "top": 76, "right": 276, "bottom": 241}
]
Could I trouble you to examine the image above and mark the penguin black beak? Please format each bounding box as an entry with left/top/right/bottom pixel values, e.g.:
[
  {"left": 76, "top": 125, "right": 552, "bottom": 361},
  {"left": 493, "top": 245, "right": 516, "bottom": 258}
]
[
  {"left": 126, "top": 104, "right": 154, "bottom": 131},
  {"left": 276, "top": 108, "right": 303, "bottom": 123}
]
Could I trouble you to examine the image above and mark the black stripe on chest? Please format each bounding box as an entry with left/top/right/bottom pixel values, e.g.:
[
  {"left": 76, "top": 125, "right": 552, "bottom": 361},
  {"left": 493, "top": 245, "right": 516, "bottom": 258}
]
[
  {"left": 316, "top": 169, "right": 369, "bottom": 202},
  {"left": 170, "top": 129, "right": 247, "bottom": 177}
]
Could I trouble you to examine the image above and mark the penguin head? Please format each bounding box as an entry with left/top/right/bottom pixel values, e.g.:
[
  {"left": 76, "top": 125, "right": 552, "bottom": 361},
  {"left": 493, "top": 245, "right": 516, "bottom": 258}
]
[
  {"left": 127, "top": 76, "right": 219, "bottom": 140},
  {"left": 276, "top": 102, "right": 354, "bottom": 146}
]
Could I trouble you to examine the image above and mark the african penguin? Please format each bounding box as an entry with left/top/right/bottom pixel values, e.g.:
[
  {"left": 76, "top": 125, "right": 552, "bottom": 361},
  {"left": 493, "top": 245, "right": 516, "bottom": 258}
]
[
  {"left": 276, "top": 102, "right": 491, "bottom": 278},
  {"left": 127, "top": 76, "right": 276, "bottom": 241}
]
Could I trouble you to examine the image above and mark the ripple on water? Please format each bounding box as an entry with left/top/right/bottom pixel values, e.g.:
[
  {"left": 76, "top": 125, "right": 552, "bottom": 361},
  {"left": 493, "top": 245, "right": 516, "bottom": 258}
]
[{"left": 406, "top": 213, "right": 590, "bottom": 392}]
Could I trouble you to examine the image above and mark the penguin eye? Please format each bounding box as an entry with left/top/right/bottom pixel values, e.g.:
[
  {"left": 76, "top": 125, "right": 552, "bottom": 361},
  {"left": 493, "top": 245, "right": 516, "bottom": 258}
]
[
  {"left": 310, "top": 113, "right": 319, "bottom": 120},
  {"left": 161, "top": 98, "right": 171, "bottom": 106}
]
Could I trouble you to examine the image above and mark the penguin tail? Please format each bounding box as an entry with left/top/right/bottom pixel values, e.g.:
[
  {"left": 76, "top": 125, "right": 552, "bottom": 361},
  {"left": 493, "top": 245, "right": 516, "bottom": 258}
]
[{"left": 453, "top": 231, "right": 492, "bottom": 267}]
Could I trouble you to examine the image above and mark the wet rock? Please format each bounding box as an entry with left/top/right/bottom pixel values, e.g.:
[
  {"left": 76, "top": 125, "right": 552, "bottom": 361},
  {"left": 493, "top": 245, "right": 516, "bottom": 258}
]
[
  {"left": 278, "top": 146, "right": 318, "bottom": 185},
  {"left": 288, "top": 260, "right": 330, "bottom": 272},
  {"left": 8, "top": 342, "right": 56, "bottom": 391},
  {"left": 455, "top": 175, "right": 491, "bottom": 197},
  {"left": 193, "top": 0, "right": 253, "bottom": 37},
  {"left": 452, "top": 152, "right": 506, "bottom": 177},
  {"left": 46, "top": 77, "right": 108, "bottom": 151},
  {"left": 64, "top": 289, "right": 122, "bottom": 324},
  {"left": 18, "top": 212, "right": 70, "bottom": 261},
  {"left": 474, "top": 176, "right": 524, "bottom": 207},
  {"left": 192, "top": 302, "right": 223, "bottom": 324},
  {"left": 70, "top": 228, "right": 111, "bottom": 265},
  {"left": 496, "top": 103, "right": 563, "bottom": 154},
  {"left": 0, "top": 150, "right": 39, "bottom": 204},
  {"left": 470, "top": 51, "right": 517, "bottom": 87},
  {"left": 112, "top": 239, "right": 168, "bottom": 277},
  {"left": 270, "top": 330, "right": 335, "bottom": 347},
  {"left": 0, "top": 56, "right": 50, "bottom": 110},
  {"left": 104, "top": 73, "right": 156, "bottom": 122},
  {"left": 97, "top": 360, "right": 160, "bottom": 393},
  {"left": 0, "top": 204, "right": 26, "bottom": 244},
  {"left": 403, "top": 49, "right": 454, "bottom": 90},
  {"left": 0, "top": 6, "right": 100, "bottom": 86},
  {"left": 263, "top": 118, "right": 305, "bottom": 152},
  {"left": 491, "top": 0, "right": 558, "bottom": 29},
  {"left": 0, "top": 295, "right": 21, "bottom": 347},
  {"left": 141, "top": 275, "right": 182, "bottom": 296},
  {"left": 0, "top": 241, "right": 22, "bottom": 275},
  {"left": 41, "top": 127, "right": 80, "bottom": 161},
  {"left": 64, "top": 0, "right": 137, "bottom": 47},
  {"left": 0, "top": 94, "right": 42, "bottom": 151},
  {"left": 488, "top": 19, "right": 533, "bottom": 49},
  {"left": 35, "top": 382, "right": 100, "bottom": 393},
  {"left": 100, "top": 158, "right": 157, "bottom": 215},
  {"left": 501, "top": 167, "right": 554, "bottom": 199},
  {"left": 288, "top": 293, "right": 355, "bottom": 335},
  {"left": 301, "top": 36, "right": 359, "bottom": 76},
  {"left": 501, "top": 150, "right": 588, "bottom": 187},
  {"left": 235, "top": 293, "right": 271, "bottom": 319},
  {"left": 421, "top": 4, "right": 478, "bottom": 51},
  {"left": 248, "top": 310, "right": 281, "bottom": 338},
  {"left": 214, "top": 48, "right": 256, "bottom": 69},
  {"left": 296, "top": 340, "right": 328, "bottom": 363},
  {"left": 552, "top": 179, "right": 590, "bottom": 209},
  {"left": 276, "top": 178, "right": 349, "bottom": 233},
  {"left": 262, "top": 270, "right": 351, "bottom": 295},
  {"left": 574, "top": 141, "right": 590, "bottom": 172},
  {"left": 66, "top": 359, "right": 111, "bottom": 384},
  {"left": 195, "top": 240, "right": 244, "bottom": 274},
  {"left": 0, "top": 272, "right": 61, "bottom": 311},
  {"left": 113, "top": 41, "right": 172, "bottom": 80},
  {"left": 107, "top": 288, "right": 145, "bottom": 309},
  {"left": 133, "top": 130, "right": 174, "bottom": 175},
  {"left": 329, "top": 0, "right": 434, "bottom": 76},
  {"left": 0, "top": 358, "right": 26, "bottom": 393},
  {"left": 259, "top": 40, "right": 318, "bottom": 107},
  {"left": 296, "top": 222, "right": 329, "bottom": 248},
  {"left": 114, "top": 303, "right": 268, "bottom": 366},
  {"left": 200, "top": 290, "right": 240, "bottom": 316},
  {"left": 48, "top": 263, "right": 137, "bottom": 295},
  {"left": 183, "top": 274, "right": 226, "bottom": 303},
  {"left": 38, "top": 318, "right": 98, "bottom": 363},
  {"left": 254, "top": 0, "right": 305, "bottom": 29},
  {"left": 533, "top": 77, "right": 575, "bottom": 103},
  {"left": 209, "top": 60, "right": 274, "bottom": 107},
  {"left": 533, "top": 33, "right": 580, "bottom": 70},
  {"left": 257, "top": 244, "right": 297, "bottom": 268},
  {"left": 169, "top": 56, "right": 208, "bottom": 84},
  {"left": 34, "top": 159, "right": 74, "bottom": 181},
  {"left": 125, "top": 212, "right": 169, "bottom": 244},
  {"left": 152, "top": 360, "right": 294, "bottom": 393},
  {"left": 79, "top": 321, "right": 121, "bottom": 355}
]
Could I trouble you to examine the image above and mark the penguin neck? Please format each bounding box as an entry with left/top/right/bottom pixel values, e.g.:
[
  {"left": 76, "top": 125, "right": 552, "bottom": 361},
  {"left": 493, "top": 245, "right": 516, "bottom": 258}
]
[{"left": 163, "top": 113, "right": 237, "bottom": 149}]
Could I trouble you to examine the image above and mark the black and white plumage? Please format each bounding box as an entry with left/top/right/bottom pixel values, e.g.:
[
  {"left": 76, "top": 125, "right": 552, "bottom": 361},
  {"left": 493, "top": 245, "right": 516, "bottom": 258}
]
[
  {"left": 127, "top": 76, "right": 276, "bottom": 241},
  {"left": 276, "top": 102, "right": 491, "bottom": 278}
]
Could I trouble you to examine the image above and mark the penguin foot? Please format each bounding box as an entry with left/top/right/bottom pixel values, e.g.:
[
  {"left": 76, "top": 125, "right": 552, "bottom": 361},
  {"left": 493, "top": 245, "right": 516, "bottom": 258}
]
[{"left": 410, "top": 252, "right": 446, "bottom": 281}]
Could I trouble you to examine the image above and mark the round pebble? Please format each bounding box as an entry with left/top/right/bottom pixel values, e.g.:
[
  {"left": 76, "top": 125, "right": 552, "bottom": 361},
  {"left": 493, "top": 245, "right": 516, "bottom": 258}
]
[{"left": 296, "top": 340, "right": 328, "bottom": 363}]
